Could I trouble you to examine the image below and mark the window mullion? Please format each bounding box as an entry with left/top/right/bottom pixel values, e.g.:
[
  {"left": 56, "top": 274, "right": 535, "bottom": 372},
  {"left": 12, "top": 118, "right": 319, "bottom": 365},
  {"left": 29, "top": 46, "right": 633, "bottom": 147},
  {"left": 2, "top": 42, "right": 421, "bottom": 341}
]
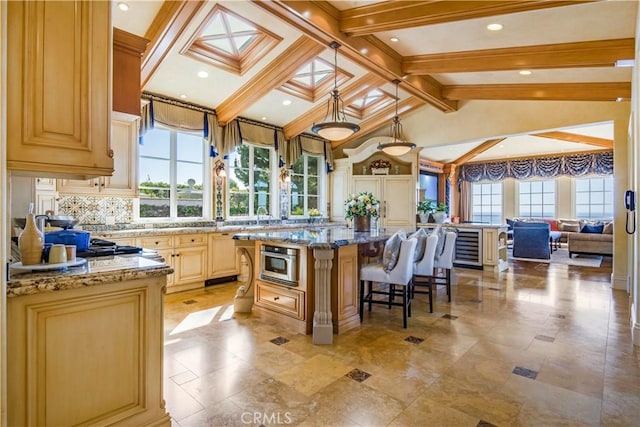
[{"left": 170, "top": 131, "right": 178, "bottom": 218}]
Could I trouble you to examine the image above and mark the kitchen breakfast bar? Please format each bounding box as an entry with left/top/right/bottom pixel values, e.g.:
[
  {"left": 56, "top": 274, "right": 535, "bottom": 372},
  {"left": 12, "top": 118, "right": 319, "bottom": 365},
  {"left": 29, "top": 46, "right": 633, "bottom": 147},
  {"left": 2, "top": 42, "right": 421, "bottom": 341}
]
[{"left": 233, "top": 227, "right": 396, "bottom": 345}]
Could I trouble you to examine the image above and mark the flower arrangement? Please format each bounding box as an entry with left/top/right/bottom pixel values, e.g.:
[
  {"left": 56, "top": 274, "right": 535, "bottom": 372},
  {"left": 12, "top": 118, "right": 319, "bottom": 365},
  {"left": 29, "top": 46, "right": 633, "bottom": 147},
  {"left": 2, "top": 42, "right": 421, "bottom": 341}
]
[
  {"left": 308, "top": 208, "right": 321, "bottom": 217},
  {"left": 369, "top": 159, "right": 391, "bottom": 171},
  {"left": 345, "top": 192, "right": 380, "bottom": 219}
]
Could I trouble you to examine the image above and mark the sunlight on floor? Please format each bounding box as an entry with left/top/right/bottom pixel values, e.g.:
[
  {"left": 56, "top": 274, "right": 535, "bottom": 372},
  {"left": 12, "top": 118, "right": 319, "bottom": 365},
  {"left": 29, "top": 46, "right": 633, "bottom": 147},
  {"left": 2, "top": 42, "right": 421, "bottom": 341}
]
[{"left": 170, "top": 304, "right": 234, "bottom": 335}]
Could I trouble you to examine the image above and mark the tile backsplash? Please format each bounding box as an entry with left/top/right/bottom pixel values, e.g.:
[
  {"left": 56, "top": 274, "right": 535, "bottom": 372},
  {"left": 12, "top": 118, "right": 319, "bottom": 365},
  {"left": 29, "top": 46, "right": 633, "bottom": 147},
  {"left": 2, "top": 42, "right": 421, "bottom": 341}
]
[{"left": 57, "top": 195, "right": 134, "bottom": 225}]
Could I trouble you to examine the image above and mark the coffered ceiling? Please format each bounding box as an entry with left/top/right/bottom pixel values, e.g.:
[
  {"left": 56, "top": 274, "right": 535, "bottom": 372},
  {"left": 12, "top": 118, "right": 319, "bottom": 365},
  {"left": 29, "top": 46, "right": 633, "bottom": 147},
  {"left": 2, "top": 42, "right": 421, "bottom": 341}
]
[{"left": 113, "top": 0, "right": 636, "bottom": 163}]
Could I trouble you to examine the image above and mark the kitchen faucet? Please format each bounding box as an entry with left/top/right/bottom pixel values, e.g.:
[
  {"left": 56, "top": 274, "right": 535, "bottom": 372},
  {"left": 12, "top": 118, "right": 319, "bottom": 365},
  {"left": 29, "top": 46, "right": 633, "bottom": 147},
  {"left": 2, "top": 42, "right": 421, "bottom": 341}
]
[{"left": 256, "top": 206, "right": 268, "bottom": 225}]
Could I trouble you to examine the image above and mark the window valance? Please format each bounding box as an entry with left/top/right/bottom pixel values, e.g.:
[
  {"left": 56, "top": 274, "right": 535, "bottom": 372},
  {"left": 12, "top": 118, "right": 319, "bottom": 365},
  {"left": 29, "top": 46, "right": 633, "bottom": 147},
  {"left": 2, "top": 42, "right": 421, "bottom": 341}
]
[{"left": 458, "top": 151, "right": 613, "bottom": 182}]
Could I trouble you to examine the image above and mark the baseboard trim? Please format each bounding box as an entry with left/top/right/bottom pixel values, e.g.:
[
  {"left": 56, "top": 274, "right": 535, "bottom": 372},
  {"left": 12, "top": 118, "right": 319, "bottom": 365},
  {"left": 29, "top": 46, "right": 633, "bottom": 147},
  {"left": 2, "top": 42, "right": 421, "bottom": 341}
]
[
  {"left": 632, "top": 302, "right": 640, "bottom": 347},
  {"left": 611, "top": 274, "right": 629, "bottom": 291}
]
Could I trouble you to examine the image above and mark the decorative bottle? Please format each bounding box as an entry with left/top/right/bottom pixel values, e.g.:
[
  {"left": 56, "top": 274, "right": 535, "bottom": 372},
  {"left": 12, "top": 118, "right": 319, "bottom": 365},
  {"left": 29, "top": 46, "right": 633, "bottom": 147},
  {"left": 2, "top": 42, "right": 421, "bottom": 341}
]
[{"left": 19, "top": 207, "right": 44, "bottom": 265}]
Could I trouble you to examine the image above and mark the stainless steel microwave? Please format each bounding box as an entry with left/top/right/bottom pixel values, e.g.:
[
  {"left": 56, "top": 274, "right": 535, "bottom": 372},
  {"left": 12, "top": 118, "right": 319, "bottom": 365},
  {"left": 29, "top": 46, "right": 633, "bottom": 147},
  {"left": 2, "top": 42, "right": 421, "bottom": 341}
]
[{"left": 259, "top": 244, "right": 298, "bottom": 286}]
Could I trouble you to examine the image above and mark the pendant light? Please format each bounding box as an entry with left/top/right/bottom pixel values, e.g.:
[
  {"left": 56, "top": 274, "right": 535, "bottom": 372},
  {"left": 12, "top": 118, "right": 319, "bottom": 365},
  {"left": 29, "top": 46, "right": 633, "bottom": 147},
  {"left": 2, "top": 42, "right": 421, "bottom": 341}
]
[
  {"left": 377, "top": 79, "right": 416, "bottom": 156},
  {"left": 311, "top": 42, "right": 360, "bottom": 141}
]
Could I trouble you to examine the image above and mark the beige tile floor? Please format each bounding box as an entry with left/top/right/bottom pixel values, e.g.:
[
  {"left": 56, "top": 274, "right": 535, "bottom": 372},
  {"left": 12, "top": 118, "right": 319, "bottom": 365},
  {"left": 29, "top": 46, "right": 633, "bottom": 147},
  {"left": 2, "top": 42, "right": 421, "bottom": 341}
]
[{"left": 163, "top": 257, "right": 639, "bottom": 426}]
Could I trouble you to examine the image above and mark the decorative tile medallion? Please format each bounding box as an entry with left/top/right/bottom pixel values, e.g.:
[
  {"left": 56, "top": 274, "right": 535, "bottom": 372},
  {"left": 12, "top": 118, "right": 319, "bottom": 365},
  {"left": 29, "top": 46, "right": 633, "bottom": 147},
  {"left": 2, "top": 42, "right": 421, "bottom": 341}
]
[
  {"left": 404, "top": 336, "right": 424, "bottom": 344},
  {"left": 346, "top": 368, "right": 371, "bottom": 383},
  {"left": 488, "top": 287, "right": 500, "bottom": 291},
  {"left": 550, "top": 313, "right": 566, "bottom": 319},
  {"left": 512, "top": 366, "right": 538, "bottom": 380},
  {"left": 270, "top": 336, "right": 290, "bottom": 345},
  {"left": 182, "top": 299, "right": 197, "bottom": 305},
  {"left": 477, "top": 420, "right": 498, "bottom": 427},
  {"left": 534, "top": 334, "right": 555, "bottom": 342},
  {"left": 442, "top": 314, "right": 458, "bottom": 320}
]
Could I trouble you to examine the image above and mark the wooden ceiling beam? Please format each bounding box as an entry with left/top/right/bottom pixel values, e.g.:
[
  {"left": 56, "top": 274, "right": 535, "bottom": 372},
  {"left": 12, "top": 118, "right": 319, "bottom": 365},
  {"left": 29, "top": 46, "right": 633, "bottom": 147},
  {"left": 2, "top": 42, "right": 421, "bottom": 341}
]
[
  {"left": 403, "top": 38, "right": 635, "bottom": 74},
  {"left": 340, "top": 1, "right": 592, "bottom": 37},
  {"left": 452, "top": 138, "right": 506, "bottom": 166},
  {"left": 141, "top": 0, "right": 207, "bottom": 89},
  {"left": 534, "top": 131, "right": 614, "bottom": 148},
  {"left": 443, "top": 82, "right": 631, "bottom": 101},
  {"left": 331, "top": 97, "right": 425, "bottom": 149},
  {"left": 216, "top": 36, "right": 324, "bottom": 126},
  {"left": 283, "top": 73, "right": 386, "bottom": 140},
  {"left": 252, "top": 0, "right": 457, "bottom": 113}
]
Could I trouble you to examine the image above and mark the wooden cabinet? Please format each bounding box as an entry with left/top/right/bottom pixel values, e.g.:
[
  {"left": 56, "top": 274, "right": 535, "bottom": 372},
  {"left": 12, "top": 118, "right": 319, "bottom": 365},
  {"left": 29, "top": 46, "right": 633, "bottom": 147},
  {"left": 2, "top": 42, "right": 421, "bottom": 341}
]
[
  {"left": 6, "top": 1, "right": 113, "bottom": 179},
  {"left": 57, "top": 112, "right": 139, "bottom": 196},
  {"left": 331, "top": 244, "right": 360, "bottom": 334},
  {"left": 209, "top": 232, "right": 239, "bottom": 278},
  {"left": 352, "top": 175, "right": 415, "bottom": 229},
  {"left": 7, "top": 277, "right": 170, "bottom": 426},
  {"left": 482, "top": 227, "right": 509, "bottom": 272},
  {"left": 255, "top": 280, "right": 305, "bottom": 319},
  {"left": 137, "top": 234, "right": 207, "bottom": 293},
  {"left": 113, "top": 28, "right": 149, "bottom": 116}
]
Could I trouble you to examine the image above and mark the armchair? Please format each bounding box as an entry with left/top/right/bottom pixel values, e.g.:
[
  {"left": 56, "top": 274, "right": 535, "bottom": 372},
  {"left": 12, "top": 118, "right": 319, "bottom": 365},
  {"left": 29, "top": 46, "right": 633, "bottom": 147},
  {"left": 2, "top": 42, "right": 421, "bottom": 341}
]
[{"left": 512, "top": 222, "right": 551, "bottom": 260}]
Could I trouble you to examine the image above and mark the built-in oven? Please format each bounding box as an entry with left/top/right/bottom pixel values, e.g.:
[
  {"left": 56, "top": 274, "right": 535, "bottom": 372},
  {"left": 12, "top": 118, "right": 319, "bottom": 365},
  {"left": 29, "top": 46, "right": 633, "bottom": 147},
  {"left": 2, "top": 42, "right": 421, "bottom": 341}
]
[{"left": 260, "top": 244, "right": 298, "bottom": 286}]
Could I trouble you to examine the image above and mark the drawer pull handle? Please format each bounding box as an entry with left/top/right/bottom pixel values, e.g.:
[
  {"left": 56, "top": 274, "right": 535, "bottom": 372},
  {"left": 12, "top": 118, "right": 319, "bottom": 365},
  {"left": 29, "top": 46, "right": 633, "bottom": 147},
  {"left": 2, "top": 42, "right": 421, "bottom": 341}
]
[
  {"left": 191, "top": 239, "right": 195, "bottom": 242},
  {"left": 274, "top": 296, "right": 280, "bottom": 301},
  {"left": 155, "top": 241, "right": 159, "bottom": 245}
]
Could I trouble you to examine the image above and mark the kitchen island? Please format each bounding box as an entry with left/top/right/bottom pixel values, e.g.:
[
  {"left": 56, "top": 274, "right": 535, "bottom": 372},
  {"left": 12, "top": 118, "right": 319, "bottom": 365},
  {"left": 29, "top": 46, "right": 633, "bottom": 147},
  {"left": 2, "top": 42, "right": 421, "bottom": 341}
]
[
  {"left": 234, "top": 227, "right": 397, "bottom": 344},
  {"left": 7, "top": 256, "right": 173, "bottom": 426}
]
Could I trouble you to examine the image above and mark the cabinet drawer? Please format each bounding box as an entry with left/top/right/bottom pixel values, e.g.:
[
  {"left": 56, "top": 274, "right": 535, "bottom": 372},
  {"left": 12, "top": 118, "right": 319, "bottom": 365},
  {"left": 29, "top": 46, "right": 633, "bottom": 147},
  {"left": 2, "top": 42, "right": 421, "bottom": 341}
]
[
  {"left": 137, "top": 235, "right": 173, "bottom": 249},
  {"left": 175, "top": 234, "right": 207, "bottom": 247},
  {"left": 255, "top": 281, "right": 305, "bottom": 320}
]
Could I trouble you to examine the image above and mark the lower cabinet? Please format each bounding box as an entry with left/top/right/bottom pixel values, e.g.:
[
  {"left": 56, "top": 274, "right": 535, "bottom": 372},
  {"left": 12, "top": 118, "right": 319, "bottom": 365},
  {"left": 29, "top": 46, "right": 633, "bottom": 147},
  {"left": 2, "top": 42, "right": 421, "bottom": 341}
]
[
  {"left": 7, "top": 276, "right": 170, "bottom": 426},
  {"left": 208, "top": 232, "right": 238, "bottom": 279},
  {"left": 137, "top": 234, "right": 207, "bottom": 293}
]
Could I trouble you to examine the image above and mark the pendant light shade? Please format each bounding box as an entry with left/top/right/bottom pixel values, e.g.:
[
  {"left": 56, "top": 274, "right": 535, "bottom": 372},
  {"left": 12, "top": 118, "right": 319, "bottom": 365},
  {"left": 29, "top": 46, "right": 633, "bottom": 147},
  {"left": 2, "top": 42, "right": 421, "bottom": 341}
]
[
  {"left": 311, "top": 42, "right": 360, "bottom": 141},
  {"left": 378, "top": 79, "right": 416, "bottom": 156}
]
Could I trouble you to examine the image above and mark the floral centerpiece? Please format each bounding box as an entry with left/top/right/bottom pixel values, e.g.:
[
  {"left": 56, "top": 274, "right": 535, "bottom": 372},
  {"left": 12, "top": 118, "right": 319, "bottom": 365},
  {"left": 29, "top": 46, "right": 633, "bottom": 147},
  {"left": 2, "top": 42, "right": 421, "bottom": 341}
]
[
  {"left": 345, "top": 192, "right": 380, "bottom": 231},
  {"left": 369, "top": 159, "right": 391, "bottom": 175}
]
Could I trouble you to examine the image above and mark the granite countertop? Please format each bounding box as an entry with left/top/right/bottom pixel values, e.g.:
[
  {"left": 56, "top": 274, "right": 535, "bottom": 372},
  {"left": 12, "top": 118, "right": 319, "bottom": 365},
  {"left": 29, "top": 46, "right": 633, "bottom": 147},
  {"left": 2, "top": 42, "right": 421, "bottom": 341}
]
[
  {"left": 233, "top": 226, "right": 403, "bottom": 249},
  {"left": 7, "top": 255, "right": 173, "bottom": 297},
  {"left": 92, "top": 221, "right": 343, "bottom": 239}
]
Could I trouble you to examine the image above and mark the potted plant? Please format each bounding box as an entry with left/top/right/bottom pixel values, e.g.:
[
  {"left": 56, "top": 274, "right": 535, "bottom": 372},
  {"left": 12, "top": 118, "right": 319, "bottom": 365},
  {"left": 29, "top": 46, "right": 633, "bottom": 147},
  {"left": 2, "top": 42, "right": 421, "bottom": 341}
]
[
  {"left": 432, "top": 202, "right": 449, "bottom": 223},
  {"left": 417, "top": 200, "right": 435, "bottom": 223}
]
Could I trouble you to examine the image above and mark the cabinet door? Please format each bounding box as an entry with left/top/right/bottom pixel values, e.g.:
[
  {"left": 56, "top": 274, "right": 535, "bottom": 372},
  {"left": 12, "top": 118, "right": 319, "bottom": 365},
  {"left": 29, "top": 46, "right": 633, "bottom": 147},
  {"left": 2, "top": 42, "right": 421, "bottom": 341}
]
[
  {"left": 6, "top": 1, "right": 112, "bottom": 178},
  {"left": 174, "top": 246, "right": 207, "bottom": 286},
  {"left": 36, "top": 192, "right": 57, "bottom": 216},
  {"left": 209, "top": 233, "right": 238, "bottom": 278},
  {"left": 352, "top": 176, "right": 382, "bottom": 198},
  {"left": 57, "top": 179, "right": 99, "bottom": 194},
  {"left": 102, "top": 113, "right": 139, "bottom": 196},
  {"left": 155, "top": 248, "right": 175, "bottom": 288},
  {"left": 383, "top": 177, "right": 415, "bottom": 228},
  {"left": 35, "top": 178, "right": 56, "bottom": 191}
]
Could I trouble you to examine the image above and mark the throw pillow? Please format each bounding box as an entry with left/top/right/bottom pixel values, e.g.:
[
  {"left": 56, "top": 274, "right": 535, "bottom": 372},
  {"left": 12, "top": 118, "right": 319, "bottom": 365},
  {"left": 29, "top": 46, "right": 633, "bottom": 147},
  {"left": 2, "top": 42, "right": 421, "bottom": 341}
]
[
  {"left": 382, "top": 230, "right": 406, "bottom": 272},
  {"left": 506, "top": 218, "right": 514, "bottom": 230},
  {"left": 433, "top": 225, "right": 446, "bottom": 259},
  {"left": 580, "top": 223, "right": 604, "bottom": 233},
  {"left": 603, "top": 221, "right": 614, "bottom": 234},
  {"left": 558, "top": 221, "right": 580, "bottom": 233},
  {"left": 408, "top": 228, "right": 428, "bottom": 262}
]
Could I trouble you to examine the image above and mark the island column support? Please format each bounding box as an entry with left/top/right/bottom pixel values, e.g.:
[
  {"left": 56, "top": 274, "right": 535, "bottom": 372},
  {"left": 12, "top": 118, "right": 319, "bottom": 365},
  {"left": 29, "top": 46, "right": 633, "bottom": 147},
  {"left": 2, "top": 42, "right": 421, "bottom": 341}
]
[
  {"left": 234, "top": 239, "right": 256, "bottom": 313},
  {"left": 312, "top": 247, "right": 335, "bottom": 345}
]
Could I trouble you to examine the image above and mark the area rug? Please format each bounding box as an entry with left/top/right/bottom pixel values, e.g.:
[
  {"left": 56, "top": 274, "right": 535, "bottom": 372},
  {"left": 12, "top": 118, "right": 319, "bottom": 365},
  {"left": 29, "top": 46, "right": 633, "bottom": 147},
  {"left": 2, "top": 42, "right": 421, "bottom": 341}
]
[{"left": 508, "top": 248, "right": 603, "bottom": 267}]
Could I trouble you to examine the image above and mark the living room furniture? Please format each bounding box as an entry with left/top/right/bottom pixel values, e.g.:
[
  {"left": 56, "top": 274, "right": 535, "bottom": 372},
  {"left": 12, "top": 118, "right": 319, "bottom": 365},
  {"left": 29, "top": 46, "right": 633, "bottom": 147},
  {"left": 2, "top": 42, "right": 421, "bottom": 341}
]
[
  {"left": 512, "top": 222, "right": 551, "bottom": 259},
  {"left": 569, "top": 232, "right": 613, "bottom": 257}
]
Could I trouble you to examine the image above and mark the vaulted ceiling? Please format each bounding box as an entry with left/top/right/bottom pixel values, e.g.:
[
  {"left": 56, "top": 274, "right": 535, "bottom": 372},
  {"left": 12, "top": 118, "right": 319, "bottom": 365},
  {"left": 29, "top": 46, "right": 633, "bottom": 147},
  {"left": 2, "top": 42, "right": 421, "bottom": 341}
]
[{"left": 113, "top": 0, "right": 636, "bottom": 163}]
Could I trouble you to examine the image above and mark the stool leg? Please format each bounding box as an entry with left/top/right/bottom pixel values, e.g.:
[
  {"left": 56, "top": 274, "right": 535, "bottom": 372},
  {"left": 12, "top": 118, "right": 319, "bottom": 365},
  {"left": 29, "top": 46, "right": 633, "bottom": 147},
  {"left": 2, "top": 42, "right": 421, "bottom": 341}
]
[
  {"left": 407, "top": 283, "right": 412, "bottom": 318},
  {"left": 388, "top": 284, "right": 393, "bottom": 309},
  {"left": 368, "top": 281, "right": 373, "bottom": 312},
  {"left": 446, "top": 269, "right": 451, "bottom": 302},
  {"left": 428, "top": 277, "right": 434, "bottom": 313},
  {"left": 402, "top": 286, "right": 408, "bottom": 328},
  {"left": 359, "top": 280, "right": 365, "bottom": 322}
]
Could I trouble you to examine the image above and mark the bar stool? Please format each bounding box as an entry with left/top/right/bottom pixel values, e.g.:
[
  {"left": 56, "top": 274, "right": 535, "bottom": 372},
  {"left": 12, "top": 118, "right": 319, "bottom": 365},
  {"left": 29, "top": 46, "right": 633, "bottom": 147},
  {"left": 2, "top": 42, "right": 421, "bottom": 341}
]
[
  {"left": 359, "top": 237, "right": 417, "bottom": 328},
  {"left": 412, "top": 233, "right": 439, "bottom": 312},
  {"left": 434, "top": 231, "right": 457, "bottom": 302}
]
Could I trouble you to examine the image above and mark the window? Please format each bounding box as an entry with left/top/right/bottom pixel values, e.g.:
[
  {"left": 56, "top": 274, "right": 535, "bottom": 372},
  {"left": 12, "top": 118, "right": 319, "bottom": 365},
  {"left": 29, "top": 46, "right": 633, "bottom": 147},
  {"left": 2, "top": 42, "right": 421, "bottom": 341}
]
[
  {"left": 227, "top": 143, "right": 274, "bottom": 218},
  {"left": 418, "top": 171, "right": 438, "bottom": 204},
  {"left": 138, "top": 127, "right": 206, "bottom": 219},
  {"left": 290, "top": 154, "right": 321, "bottom": 216},
  {"left": 518, "top": 180, "right": 556, "bottom": 219},
  {"left": 471, "top": 182, "right": 502, "bottom": 224},
  {"left": 575, "top": 176, "right": 613, "bottom": 219}
]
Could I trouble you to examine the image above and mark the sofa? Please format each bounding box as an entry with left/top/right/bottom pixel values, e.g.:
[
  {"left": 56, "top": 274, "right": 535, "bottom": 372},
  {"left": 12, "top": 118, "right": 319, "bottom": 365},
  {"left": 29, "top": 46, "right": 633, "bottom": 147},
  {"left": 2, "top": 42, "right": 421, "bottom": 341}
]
[{"left": 507, "top": 218, "right": 613, "bottom": 258}]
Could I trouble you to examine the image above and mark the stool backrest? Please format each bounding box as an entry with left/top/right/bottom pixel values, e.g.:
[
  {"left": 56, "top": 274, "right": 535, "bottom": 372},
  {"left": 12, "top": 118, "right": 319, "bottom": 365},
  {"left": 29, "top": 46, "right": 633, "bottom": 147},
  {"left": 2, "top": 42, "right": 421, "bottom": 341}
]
[
  {"left": 414, "top": 234, "right": 438, "bottom": 276},
  {"left": 387, "top": 237, "right": 417, "bottom": 285},
  {"left": 435, "top": 231, "right": 457, "bottom": 268}
]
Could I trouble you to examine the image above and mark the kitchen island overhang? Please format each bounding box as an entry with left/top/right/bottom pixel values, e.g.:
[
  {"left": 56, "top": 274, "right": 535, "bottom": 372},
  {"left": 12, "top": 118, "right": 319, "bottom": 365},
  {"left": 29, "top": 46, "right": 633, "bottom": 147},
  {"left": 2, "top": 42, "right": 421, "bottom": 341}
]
[{"left": 233, "top": 227, "right": 400, "bottom": 344}]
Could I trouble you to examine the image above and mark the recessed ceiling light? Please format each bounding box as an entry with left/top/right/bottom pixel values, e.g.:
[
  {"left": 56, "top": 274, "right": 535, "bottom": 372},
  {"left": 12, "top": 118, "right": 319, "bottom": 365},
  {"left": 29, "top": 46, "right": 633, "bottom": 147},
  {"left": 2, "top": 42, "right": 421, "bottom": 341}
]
[
  {"left": 261, "top": 116, "right": 267, "bottom": 121},
  {"left": 117, "top": 2, "right": 129, "bottom": 12},
  {"left": 197, "top": 71, "right": 208, "bottom": 78},
  {"left": 519, "top": 70, "right": 532, "bottom": 76},
  {"left": 487, "top": 23, "right": 503, "bottom": 31},
  {"left": 360, "top": 48, "right": 368, "bottom": 55},
  {"left": 390, "top": 37, "right": 399, "bottom": 43},
  {"left": 282, "top": 100, "right": 292, "bottom": 106},
  {"left": 302, "top": 10, "right": 311, "bottom": 18},
  {"left": 499, "top": 144, "right": 505, "bottom": 148},
  {"left": 179, "top": 94, "right": 187, "bottom": 99}
]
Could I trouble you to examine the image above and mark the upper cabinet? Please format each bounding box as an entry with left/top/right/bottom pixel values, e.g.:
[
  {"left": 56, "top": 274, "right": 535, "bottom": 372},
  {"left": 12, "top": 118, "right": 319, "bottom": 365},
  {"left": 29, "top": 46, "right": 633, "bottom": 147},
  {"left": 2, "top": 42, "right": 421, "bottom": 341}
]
[
  {"left": 7, "top": 1, "right": 113, "bottom": 179},
  {"left": 113, "top": 28, "right": 149, "bottom": 117}
]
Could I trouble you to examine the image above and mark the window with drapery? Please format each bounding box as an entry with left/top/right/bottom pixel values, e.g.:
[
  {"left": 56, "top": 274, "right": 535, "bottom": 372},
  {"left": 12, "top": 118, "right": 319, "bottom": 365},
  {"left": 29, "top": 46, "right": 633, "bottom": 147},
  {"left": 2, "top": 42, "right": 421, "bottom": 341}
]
[
  {"left": 290, "top": 153, "right": 321, "bottom": 216},
  {"left": 575, "top": 176, "right": 613, "bottom": 220},
  {"left": 518, "top": 180, "right": 556, "bottom": 219},
  {"left": 226, "top": 143, "right": 274, "bottom": 218},
  {"left": 471, "top": 182, "right": 503, "bottom": 224}
]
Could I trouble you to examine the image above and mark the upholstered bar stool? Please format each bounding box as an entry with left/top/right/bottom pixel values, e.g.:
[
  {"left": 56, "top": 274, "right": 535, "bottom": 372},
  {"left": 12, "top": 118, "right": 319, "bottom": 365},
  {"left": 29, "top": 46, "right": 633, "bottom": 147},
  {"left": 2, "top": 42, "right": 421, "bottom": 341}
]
[
  {"left": 433, "top": 231, "right": 457, "bottom": 302},
  {"left": 359, "top": 237, "right": 417, "bottom": 328},
  {"left": 412, "top": 233, "right": 439, "bottom": 312}
]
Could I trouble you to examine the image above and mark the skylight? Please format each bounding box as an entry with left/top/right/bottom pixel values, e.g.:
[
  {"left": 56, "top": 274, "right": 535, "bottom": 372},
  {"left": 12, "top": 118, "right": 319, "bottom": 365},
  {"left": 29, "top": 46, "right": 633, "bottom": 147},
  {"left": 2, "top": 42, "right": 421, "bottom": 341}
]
[{"left": 280, "top": 57, "right": 352, "bottom": 102}]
